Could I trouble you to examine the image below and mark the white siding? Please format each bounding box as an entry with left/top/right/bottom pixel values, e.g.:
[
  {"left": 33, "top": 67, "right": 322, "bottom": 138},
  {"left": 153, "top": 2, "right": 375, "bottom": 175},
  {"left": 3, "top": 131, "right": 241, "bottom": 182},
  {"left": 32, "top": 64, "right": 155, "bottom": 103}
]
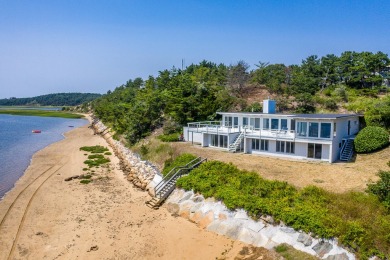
[
  {"left": 294, "top": 142, "right": 307, "bottom": 158},
  {"left": 202, "top": 134, "right": 209, "bottom": 147},
  {"left": 322, "top": 144, "right": 330, "bottom": 161},
  {"left": 183, "top": 128, "right": 202, "bottom": 144}
]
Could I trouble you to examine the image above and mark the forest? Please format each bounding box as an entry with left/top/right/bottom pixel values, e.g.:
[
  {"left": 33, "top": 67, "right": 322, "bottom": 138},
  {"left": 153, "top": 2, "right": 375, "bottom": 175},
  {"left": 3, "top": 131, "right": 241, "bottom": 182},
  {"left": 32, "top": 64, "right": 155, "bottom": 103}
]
[
  {"left": 92, "top": 51, "right": 390, "bottom": 145},
  {"left": 0, "top": 92, "right": 101, "bottom": 106}
]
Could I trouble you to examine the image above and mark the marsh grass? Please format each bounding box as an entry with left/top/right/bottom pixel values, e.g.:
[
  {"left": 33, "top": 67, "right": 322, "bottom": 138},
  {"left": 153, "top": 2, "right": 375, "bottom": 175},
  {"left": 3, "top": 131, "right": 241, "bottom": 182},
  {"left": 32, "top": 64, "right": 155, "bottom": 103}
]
[
  {"left": 80, "top": 145, "right": 109, "bottom": 153},
  {"left": 275, "top": 244, "right": 318, "bottom": 260},
  {"left": 0, "top": 109, "right": 83, "bottom": 118},
  {"left": 80, "top": 179, "right": 92, "bottom": 184}
]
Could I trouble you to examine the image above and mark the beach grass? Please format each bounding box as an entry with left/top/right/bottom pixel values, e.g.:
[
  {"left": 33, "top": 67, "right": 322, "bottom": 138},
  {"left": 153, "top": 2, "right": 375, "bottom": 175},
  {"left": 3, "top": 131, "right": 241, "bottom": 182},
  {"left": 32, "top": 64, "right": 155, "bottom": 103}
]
[{"left": 0, "top": 109, "right": 84, "bottom": 118}]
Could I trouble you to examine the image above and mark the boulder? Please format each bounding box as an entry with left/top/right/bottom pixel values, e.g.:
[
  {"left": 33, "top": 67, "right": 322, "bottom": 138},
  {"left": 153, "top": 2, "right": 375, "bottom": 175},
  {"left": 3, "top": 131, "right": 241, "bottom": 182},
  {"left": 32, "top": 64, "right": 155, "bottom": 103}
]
[
  {"left": 325, "top": 253, "right": 349, "bottom": 260},
  {"left": 191, "top": 195, "right": 205, "bottom": 203},
  {"left": 166, "top": 202, "right": 180, "bottom": 215},
  {"left": 218, "top": 213, "right": 228, "bottom": 220},
  {"left": 178, "top": 191, "right": 194, "bottom": 203},
  {"left": 198, "top": 211, "right": 215, "bottom": 229},
  {"left": 312, "top": 241, "right": 333, "bottom": 257},
  {"left": 189, "top": 211, "right": 204, "bottom": 224},
  {"left": 297, "top": 233, "right": 313, "bottom": 246}
]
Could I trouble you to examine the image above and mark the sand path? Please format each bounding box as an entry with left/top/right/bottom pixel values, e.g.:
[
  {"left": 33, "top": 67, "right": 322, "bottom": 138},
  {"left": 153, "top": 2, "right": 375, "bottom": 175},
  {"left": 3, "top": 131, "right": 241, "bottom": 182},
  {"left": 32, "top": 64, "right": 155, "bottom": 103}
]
[{"left": 0, "top": 124, "right": 261, "bottom": 260}]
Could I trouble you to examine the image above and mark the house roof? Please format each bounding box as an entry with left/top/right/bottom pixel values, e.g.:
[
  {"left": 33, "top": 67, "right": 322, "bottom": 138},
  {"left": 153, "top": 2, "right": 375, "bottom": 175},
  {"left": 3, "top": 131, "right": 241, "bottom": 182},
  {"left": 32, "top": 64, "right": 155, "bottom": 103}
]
[
  {"left": 292, "top": 114, "right": 360, "bottom": 120},
  {"left": 217, "top": 112, "right": 360, "bottom": 120}
]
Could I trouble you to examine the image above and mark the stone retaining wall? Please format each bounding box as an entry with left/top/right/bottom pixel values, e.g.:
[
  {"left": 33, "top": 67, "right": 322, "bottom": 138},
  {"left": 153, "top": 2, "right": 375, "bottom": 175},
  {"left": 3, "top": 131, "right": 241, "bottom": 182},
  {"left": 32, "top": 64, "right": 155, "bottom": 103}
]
[
  {"left": 91, "top": 118, "right": 355, "bottom": 260},
  {"left": 91, "top": 120, "right": 161, "bottom": 194}
]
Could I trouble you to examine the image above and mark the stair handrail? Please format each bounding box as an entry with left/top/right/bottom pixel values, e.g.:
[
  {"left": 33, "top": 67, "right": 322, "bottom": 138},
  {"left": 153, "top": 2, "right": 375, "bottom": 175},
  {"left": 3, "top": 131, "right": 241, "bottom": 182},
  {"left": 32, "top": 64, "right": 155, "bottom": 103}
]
[
  {"left": 340, "top": 139, "right": 348, "bottom": 159},
  {"left": 154, "top": 157, "right": 204, "bottom": 194},
  {"left": 156, "top": 157, "right": 207, "bottom": 201}
]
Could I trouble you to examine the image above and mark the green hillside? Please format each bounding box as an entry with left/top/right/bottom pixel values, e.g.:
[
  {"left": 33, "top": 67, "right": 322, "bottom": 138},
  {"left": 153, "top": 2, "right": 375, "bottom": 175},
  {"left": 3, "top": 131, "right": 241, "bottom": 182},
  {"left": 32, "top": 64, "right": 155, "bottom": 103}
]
[
  {"left": 0, "top": 93, "right": 101, "bottom": 106},
  {"left": 92, "top": 51, "right": 390, "bottom": 145}
]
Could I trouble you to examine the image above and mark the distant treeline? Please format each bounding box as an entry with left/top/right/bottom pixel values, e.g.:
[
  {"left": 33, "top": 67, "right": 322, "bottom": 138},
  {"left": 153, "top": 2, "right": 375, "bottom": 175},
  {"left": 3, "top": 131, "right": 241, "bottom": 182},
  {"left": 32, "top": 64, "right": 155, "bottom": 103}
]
[{"left": 0, "top": 93, "right": 102, "bottom": 106}]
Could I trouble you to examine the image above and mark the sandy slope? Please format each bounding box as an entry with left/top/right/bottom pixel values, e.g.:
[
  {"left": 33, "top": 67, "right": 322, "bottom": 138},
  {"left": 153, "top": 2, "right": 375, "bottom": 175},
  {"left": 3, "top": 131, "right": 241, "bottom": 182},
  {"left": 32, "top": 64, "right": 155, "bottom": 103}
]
[{"left": 0, "top": 124, "right": 266, "bottom": 260}]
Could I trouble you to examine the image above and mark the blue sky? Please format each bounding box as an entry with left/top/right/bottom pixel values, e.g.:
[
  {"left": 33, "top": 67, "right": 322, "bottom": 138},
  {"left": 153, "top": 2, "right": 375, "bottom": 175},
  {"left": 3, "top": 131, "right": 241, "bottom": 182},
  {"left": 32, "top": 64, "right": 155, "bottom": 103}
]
[{"left": 0, "top": 0, "right": 389, "bottom": 98}]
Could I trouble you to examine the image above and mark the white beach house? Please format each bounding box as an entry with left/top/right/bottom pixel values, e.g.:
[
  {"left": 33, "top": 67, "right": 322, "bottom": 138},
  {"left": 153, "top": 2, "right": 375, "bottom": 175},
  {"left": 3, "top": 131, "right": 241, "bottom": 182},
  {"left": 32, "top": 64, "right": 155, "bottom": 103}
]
[{"left": 183, "top": 100, "right": 361, "bottom": 163}]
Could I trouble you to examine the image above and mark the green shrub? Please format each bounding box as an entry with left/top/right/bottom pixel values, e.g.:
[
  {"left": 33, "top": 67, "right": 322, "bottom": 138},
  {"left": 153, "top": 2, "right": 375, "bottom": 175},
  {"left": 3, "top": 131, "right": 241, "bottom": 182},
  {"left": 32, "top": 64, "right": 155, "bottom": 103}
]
[
  {"left": 88, "top": 154, "right": 104, "bottom": 159},
  {"left": 140, "top": 144, "right": 149, "bottom": 157},
  {"left": 174, "top": 158, "right": 390, "bottom": 259},
  {"left": 158, "top": 133, "right": 180, "bottom": 142},
  {"left": 83, "top": 157, "right": 110, "bottom": 167},
  {"left": 162, "top": 153, "right": 198, "bottom": 176},
  {"left": 104, "top": 152, "right": 112, "bottom": 155},
  {"left": 354, "top": 126, "right": 389, "bottom": 153},
  {"left": 367, "top": 171, "right": 390, "bottom": 209},
  {"left": 80, "top": 179, "right": 92, "bottom": 184},
  {"left": 80, "top": 145, "right": 109, "bottom": 153},
  {"left": 324, "top": 99, "right": 338, "bottom": 110}
]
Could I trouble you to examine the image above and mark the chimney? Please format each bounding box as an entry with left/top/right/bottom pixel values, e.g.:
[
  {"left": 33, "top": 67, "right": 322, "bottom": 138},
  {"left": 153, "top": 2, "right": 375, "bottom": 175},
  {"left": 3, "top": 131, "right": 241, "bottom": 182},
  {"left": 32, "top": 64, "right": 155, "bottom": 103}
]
[{"left": 263, "top": 99, "right": 276, "bottom": 114}]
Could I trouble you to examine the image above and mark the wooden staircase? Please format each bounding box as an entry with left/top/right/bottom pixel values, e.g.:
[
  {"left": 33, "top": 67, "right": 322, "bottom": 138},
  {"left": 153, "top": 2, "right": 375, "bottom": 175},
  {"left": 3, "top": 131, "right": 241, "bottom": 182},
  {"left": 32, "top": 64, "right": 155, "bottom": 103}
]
[
  {"left": 145, "top": 157, "right": 207, "bottom": 209},
  {"left": 340, "top": 139, "right": 354, "bottom": 161}
]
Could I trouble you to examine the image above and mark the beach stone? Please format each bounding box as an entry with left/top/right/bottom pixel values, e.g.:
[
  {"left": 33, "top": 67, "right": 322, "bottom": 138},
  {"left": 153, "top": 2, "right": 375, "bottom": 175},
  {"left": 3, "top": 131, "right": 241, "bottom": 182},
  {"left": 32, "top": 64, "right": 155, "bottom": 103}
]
[
  {"left": 166, "top": 202, "right": 180, "bottom": 215},
  {"left": 64, "top": 175, "right": 79, "bottom": 181},
  {"left": 260, "top": 215, "right": 274, "bottom": 224},
  {"left": 312, "top": 241, "right": 333, "bottom": 257},
  {"left": 297, "top": 233, "right": 313, "bottom": 246},
  {"left": 280, "top": 227, "right": 296, "bottom": 234},
  {"left": 179, "top": 201, "right": 194, "bottom": 219},
  {"left": 247, "top": 221, "right": 265, "bottom": 233},
  {"left": 237, "top": 227, "right": 255, "bottom": 244},
  {"left": 325, "top": 253, "right": 349, "bottom": 260},
  {"left": 178, "top": 191, "right": 194, "bottom": 203},
  {"left": 191, "top": 195, "right": 205, "bottom": 203},
  {"left": 190, "top": 203, "right": 202, "bottom": 213},
  {"left": 218, "top": 213, "right": 228, "bottom": 220},
  {"left": 198, "top": 211, "right": 215, "bottom": 229},
  {"left": 252, "top": 232, "right": 270, "bottom": 247},
  {"left": 234, "top": 210, "right": 249, "bottom": 220},
  {"left": 189, "top": 211, "right": 204, "bottom": 224}
]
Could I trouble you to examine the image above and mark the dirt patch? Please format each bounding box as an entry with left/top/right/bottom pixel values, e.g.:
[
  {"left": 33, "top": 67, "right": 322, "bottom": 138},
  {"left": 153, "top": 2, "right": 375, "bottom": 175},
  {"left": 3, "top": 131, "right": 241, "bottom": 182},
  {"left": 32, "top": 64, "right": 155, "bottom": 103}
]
[{"left": 172, "top": 142, "right": 390, "bottom": 193}]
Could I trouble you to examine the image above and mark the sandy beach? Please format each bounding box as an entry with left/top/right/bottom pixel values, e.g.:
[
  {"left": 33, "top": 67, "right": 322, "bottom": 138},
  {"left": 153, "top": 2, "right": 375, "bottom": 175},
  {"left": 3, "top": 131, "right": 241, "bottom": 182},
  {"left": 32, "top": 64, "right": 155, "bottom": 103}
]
[{"left": 0, "top": 124, "right": 263, "bottom": 260}]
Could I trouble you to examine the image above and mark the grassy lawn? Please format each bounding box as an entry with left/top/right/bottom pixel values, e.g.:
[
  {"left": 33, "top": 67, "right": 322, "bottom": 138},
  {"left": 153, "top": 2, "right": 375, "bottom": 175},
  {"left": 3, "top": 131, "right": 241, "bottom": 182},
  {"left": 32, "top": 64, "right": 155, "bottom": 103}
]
[{"left": 0, "top": 109, "right": 84, "bottom": 118}]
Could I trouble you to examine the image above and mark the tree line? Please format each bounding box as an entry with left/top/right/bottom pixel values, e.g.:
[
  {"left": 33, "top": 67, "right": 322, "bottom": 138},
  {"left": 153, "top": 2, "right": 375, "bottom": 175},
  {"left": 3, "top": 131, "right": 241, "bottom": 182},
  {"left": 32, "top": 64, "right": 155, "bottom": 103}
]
[
  {"left": 0, "top": 93, "right": 102, "bottom": 106},
  {"left": 92, "top": 51, "right": 390, "bottom": 145}
]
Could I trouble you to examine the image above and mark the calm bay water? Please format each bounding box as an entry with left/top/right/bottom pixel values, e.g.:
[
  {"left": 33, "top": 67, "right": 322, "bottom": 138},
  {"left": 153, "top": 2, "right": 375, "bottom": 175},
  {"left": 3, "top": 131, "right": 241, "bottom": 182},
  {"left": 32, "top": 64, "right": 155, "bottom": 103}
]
[{"left": 0, "top": 114, "right": 88, "bottom": 199}]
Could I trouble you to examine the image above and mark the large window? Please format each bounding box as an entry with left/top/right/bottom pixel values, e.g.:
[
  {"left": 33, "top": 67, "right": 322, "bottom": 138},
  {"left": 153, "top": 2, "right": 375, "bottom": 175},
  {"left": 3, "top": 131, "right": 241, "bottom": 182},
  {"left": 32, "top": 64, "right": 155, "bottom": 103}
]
[
  {"left": 263, "top": 118, "right": 269, "bottom": 130},
  {"left": 252, "top": 139, "right": 269, "bottom": 151},
  {"left": 271, "top": 119, "right": 279, "bottom": 130},
  {"left": 255, "top": 118, "right": 260, "bottom": 129},
  {"left": 233, "top": 117, "right": 238, "bottom": 127},
  {"left": 211, "top": 135, "right": 228, "bottom": 148},
  {"left": 281, "top": 119, "right": 288, "bottom": 130},
  {"left": 225, "top": 116, "right": 232, "bottom": 127},
  {"left": 308, "top": 122, "right": 319, "bottom": 137},
  {"left": 297, "top": 122, "right": 307, "bottom": 137},
  {"left": 243, "top": 117, "right": 248, "bottom": 127},
  {"left": 276, "top": 141, "right": 295, "bottom": 154},
  {"left": 308, "top": 143, "right": 322, "bottom": 159},
  {"left": 320, "top": 123, "right": 331, "bottom": 138}
]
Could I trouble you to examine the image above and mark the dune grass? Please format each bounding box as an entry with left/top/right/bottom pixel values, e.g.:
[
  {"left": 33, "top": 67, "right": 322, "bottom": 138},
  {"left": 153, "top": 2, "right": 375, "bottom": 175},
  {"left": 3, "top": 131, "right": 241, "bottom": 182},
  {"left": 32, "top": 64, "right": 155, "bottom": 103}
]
[{"left": 0, "top": 109, "right": 83, "bottom": 118}]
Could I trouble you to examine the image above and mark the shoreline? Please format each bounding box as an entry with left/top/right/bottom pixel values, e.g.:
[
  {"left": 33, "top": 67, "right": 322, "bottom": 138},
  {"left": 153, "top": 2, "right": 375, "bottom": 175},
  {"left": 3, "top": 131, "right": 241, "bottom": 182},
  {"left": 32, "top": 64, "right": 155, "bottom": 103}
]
[
  {"left": 0, "top": 119, "right": 256, "bottom": 259},
  {"left": 0, "top": 117, "right": 88, "bottom": 201}
]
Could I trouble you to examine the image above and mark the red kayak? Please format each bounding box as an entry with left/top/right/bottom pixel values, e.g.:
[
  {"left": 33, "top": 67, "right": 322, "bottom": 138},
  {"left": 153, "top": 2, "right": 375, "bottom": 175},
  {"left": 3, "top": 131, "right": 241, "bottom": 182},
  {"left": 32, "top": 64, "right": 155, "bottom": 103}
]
[{"left": 32, "top": 130, "right": 41, "bottom": 133}]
